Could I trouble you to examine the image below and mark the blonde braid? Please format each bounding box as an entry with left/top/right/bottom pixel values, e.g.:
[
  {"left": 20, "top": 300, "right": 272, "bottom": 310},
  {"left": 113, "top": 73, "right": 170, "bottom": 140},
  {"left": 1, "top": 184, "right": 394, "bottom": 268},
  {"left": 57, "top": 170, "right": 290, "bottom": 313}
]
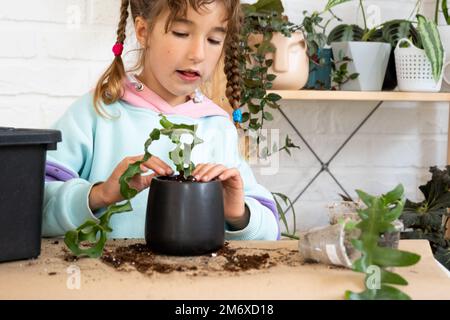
[{"left": 93, "top": 0, "right": 130, "bottom": 118}]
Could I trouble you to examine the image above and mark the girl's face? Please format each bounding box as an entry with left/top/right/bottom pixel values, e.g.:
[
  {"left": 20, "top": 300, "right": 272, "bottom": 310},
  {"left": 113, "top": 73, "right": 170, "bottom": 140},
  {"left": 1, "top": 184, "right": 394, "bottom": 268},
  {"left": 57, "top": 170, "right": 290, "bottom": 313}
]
[{"left": 136, "top": 2, "right": 228, "bottom": 106}]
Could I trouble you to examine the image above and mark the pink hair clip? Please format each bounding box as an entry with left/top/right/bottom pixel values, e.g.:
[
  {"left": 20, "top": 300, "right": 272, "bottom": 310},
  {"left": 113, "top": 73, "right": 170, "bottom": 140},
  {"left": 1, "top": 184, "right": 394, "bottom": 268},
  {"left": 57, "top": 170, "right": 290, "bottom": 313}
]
[{"left": 112, "top": 42, "right": 124, "bottom": 57}]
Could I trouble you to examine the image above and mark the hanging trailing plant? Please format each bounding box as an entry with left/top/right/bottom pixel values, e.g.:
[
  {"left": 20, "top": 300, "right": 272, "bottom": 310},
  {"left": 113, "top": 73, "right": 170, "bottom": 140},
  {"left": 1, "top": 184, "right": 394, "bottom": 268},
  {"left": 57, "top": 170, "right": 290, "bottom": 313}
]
[{"left": 240, "top": 0, "right": 301, "bottom": 159}]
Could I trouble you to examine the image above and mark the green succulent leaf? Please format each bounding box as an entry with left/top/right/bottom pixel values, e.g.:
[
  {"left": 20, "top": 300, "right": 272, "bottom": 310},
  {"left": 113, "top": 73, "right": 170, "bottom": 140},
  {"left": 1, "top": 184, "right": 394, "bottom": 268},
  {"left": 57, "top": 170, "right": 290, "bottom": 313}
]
[{"left": 417, "top": 14, "right": 444, "bottom": 81}]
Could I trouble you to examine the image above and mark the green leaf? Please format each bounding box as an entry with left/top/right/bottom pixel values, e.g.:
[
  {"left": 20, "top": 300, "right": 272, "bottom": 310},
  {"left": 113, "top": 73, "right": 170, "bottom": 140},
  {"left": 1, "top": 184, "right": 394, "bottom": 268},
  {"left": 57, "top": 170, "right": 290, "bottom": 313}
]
[
  {"left": 380, "top": 269, "right": 408, "bottom": 286},
  {"left": 245, "top": 0, "right": 284, "bottom": 15},
  {"left": 372, "top": 247, "right": 421, "bottom": 267},
  {"left": 327, "top": 24, "right": 364, "bottom": 44},
  {"left": 263, "top": 111, "right": 274, "bottom": 121},
  {"left": 119, "top": 161, "right": 142, "bottom": 199},
  {"left": 159, "top": 115, "right": 174, "bottom": 129},
  {"left": 417, "top": 14, "right": 444, "bottom": 81},
  {"left": 249, "top": 102, "right": 260, "bottom": 114},
  {"left": 266, "top": 93, "right": 282, "bottom": 102},
  {"left": 325, "top": 0, "right": 352, "bottom": 11},
  {"left": 355, "top": 189, "right": 375, "bottom": 207},
  {"left": 443, "top": 0, "right": 450, "bottom": 25},
  {"left": 381, "top": 19, "right": 421, "bottom": 48},
  {"left": 346, "top": 285, "right": 411, "bottom": 300},
  {"left": 241, "top": 112, "right": 250, "bottom": 123}
]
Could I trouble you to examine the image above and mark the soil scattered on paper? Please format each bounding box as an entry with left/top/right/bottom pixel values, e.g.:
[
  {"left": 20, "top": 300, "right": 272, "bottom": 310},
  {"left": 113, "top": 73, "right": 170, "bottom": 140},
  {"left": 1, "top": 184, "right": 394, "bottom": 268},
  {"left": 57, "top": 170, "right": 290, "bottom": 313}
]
[{"left": 97, "top": 242, "right": 298, "bottom": 276}]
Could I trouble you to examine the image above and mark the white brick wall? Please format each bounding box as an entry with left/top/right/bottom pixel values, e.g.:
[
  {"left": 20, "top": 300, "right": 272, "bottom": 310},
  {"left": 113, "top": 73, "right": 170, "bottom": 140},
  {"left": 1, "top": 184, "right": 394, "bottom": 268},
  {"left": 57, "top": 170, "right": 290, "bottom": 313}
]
[{"left": 0, "top": 0, "right": 448, "bottom": 232}]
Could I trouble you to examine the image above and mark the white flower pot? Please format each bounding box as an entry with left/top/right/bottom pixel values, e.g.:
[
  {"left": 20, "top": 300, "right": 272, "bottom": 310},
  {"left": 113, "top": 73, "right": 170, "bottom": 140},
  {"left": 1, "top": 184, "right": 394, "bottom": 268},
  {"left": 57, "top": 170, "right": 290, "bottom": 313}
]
[
  {"left": 394, "top": 38, "right": 449, "bottom": 92},
  {"left": 330, "top": 41, "right": 391, "bottom": 91}
]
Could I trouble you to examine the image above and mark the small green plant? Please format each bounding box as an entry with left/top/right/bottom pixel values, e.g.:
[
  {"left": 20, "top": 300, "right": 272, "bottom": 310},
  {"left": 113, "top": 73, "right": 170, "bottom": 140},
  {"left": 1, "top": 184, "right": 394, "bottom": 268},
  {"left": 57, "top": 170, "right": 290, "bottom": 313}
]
[
  {"left": 401, "top": 166, "right": 450, "bottom": 270},
  {"left": 272, "top": 192, "right": 298, "bottom": 239},
  {"left": 345, "top": 184, "right": 421, "bottom": 300},
  {"left": 330, "top": 52, "right": 359, "bottom": 90},
  {"left": 300, "top": 0, "right": 352, "bottom": 63},
  {"left": 64, "top": 115, "right": 203, "bottom": 258}
]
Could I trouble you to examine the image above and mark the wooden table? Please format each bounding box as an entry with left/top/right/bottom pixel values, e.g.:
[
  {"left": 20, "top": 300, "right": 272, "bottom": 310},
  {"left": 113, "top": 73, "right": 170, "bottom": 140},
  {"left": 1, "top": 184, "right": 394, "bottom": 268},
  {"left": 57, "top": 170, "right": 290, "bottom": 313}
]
[{"left": 0, "top": 239, "right": 448, "bottom": 300}]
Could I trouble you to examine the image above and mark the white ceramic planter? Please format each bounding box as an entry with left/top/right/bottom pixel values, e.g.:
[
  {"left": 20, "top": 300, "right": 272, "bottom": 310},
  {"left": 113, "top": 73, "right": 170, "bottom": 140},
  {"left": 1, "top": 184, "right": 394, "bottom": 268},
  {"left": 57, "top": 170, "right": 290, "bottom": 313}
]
[
  {"left": 247, "top": 32, "right": 309, "bottom": 90},
  {"left": 330, "top": 41, "right": 391, "bottom": 91}
]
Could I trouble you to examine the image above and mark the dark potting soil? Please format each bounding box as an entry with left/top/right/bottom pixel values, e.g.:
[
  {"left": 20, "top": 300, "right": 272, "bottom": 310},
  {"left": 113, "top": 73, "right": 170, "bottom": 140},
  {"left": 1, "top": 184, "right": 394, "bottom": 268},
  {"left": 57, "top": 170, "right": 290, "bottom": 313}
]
[
  {"left": 158, "top": 171, "right": 219, "bottom": 183},
  {"left": 99, "top": 242, "right": 273, "bottom": 276}
]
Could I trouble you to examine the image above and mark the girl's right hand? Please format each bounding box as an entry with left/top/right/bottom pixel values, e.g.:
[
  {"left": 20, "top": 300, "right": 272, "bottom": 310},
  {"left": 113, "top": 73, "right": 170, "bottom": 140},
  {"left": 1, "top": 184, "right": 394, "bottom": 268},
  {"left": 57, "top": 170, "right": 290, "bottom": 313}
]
[{"left": 89, "top": 154, "right": 173, "bottom": 211}]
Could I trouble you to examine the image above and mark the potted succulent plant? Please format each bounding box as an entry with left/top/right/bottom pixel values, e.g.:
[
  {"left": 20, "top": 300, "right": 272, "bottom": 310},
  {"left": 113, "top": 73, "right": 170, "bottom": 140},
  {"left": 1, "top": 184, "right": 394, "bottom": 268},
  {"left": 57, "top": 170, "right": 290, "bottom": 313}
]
[
  {"left": 65, "top": 115, "right": 224, "bottom": 257},
  {"left": 344, "top": 185, "right": 420, "bottom": 300},
  {"left": 298, "top": 184, "right": 421, "bottom": 300},
  {"left": 145, "top": 118, "right": 224, "bottom": 256}
]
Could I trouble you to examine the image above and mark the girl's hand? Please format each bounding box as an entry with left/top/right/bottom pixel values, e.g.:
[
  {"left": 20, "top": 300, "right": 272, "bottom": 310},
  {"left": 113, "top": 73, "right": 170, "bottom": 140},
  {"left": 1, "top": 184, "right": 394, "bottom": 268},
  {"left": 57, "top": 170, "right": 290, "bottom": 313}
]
[
  {"left": 192, "top": 163, "right": 248, "bottom": 228},
  {"left": 89, "top": 155, "right": 173, "bottom": 211}
]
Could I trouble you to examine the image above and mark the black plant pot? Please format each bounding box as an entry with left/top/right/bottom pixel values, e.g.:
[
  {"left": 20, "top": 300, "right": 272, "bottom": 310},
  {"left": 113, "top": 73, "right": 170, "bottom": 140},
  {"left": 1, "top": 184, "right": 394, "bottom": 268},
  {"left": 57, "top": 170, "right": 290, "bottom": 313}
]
[
  {"left": 145, "top": 176, "right": 225, "bottom": 256},
  {"left": 0, "top": 127, "right": 61, "bottom": 263},
  {"left": 382, "top": 48, "right": 398, "bottom": 91}
]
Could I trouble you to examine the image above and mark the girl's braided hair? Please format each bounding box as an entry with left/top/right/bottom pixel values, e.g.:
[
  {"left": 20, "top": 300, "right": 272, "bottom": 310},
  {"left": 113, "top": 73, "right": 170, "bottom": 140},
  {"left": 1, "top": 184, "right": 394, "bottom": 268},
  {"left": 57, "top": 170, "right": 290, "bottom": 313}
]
[{"left": 94, "top": 0, "right": 242, "bottom": 126}]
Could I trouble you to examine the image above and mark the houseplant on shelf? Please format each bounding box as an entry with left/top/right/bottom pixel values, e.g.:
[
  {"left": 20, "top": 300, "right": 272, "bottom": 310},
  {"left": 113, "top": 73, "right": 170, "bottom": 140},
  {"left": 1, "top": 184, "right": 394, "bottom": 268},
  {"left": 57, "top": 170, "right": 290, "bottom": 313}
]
[
  {"left": 327, "top": 0, "right": 391, "bottom": 91},
  {"left": 394, "top": 14, "right": 447, "bottom": 92},
  {"left": 300, "top": 0, "right": 352, "bottom": 89},
  {"left": 64, "top": 115, "right": 225, "bottom": 257},
  {"left": 239, "top": 0, "right": 303, "bottom": 239},
  {"left": 242, "top": 0, "right": 309, "bottom": 91},
  {"left": 239, "top": 0, "right": 301, "bottom": 159}
]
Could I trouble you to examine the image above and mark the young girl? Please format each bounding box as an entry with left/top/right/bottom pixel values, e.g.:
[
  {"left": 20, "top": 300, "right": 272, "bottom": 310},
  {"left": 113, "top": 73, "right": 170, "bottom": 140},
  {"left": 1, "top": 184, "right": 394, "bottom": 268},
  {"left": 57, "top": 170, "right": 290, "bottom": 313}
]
[{"left": 43, "top": 0, "right": 279, "bottom": 240}]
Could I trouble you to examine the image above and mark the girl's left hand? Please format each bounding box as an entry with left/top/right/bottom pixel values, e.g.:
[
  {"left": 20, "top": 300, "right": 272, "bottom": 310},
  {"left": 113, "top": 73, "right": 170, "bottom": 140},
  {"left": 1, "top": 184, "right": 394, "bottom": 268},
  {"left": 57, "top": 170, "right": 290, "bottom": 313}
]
[{"left": 192, "top": 163, "right": 247, "bottom": 225}]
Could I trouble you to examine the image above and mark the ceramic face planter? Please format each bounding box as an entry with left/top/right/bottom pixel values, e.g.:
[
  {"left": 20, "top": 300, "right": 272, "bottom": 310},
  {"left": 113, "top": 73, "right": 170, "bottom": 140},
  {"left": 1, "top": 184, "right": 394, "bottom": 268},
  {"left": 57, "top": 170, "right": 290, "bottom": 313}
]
[{"left": 248, "top": 31, "right": 309, "bottom": 90}]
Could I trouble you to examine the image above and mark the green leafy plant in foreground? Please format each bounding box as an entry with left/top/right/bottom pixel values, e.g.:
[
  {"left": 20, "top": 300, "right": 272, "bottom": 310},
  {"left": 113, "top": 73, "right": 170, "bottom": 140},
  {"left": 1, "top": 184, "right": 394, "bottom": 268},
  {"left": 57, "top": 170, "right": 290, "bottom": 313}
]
[
  {"left": 64, "top": 115, "right": 203, "bottom": 258},
  {"left": 345, "top": 184, "right": 421, "bottom": 300}
]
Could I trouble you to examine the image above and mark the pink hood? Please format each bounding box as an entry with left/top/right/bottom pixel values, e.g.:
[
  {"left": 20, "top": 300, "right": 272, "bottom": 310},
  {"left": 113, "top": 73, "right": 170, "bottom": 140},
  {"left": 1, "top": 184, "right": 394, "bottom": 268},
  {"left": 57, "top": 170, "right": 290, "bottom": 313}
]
[{"left": 121, "top": 75, "right": 229, "bottom": 119}]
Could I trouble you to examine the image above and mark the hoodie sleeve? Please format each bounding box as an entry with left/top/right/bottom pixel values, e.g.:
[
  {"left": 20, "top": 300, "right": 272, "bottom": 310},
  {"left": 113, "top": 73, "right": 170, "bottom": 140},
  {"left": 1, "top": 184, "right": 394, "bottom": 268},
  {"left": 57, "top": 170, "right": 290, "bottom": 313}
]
[
  {"left": 221, "top": 121, "right": 280, "bottom": 241},
  {"left": 41, "top": 94, "right": 100, "bottom": 237}
]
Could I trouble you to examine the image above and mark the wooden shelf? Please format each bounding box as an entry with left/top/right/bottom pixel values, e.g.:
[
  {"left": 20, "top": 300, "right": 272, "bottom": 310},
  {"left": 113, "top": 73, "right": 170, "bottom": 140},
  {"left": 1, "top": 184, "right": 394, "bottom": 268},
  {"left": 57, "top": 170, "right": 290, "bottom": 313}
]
[{"left": 268, "top": 90, "right": 450, "bottom": 102}]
